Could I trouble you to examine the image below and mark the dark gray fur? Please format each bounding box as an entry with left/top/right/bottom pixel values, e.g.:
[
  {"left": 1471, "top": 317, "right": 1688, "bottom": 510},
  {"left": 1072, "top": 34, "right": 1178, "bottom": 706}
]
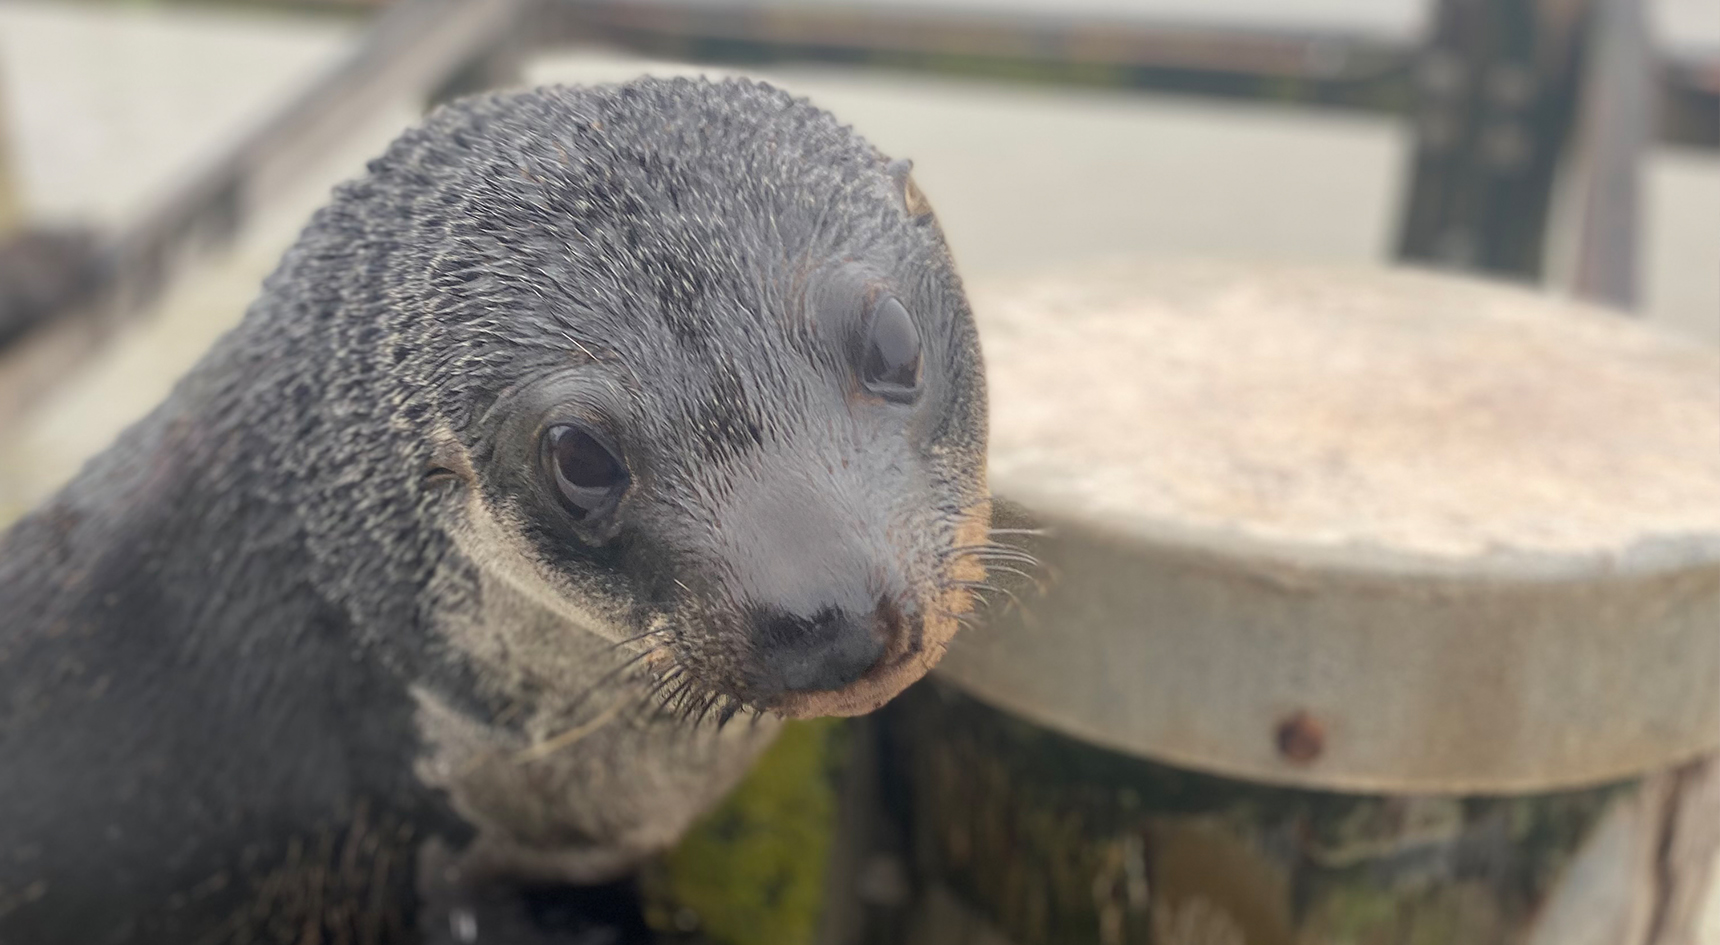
[{"left": 0, "top": 77, "right": 987, "bottom": 943}]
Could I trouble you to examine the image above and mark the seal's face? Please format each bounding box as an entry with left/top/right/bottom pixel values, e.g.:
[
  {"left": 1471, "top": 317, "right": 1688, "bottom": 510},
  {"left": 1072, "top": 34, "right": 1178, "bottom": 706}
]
[{"left": 416, "top": 79, "right": 987, "bottom": 720}]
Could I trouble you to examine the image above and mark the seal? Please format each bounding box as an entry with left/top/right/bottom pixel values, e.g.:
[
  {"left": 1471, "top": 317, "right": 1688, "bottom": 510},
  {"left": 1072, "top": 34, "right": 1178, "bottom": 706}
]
[{"left": 0, "top": 77, "right": 991, "bottom": 944}]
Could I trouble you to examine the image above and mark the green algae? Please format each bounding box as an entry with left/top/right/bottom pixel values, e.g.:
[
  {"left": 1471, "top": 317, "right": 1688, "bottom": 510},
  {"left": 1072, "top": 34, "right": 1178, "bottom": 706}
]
[{"left": 647, "top": 718, "right": 849, "bottom": 945}]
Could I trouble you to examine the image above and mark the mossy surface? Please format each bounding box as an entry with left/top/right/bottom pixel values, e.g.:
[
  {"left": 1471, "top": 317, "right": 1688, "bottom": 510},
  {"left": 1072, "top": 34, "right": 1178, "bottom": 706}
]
[
  {"left": 647, "top": 718, "right": 849, "bottom": 945},
  {"left": 888, "top": 681, "right": 1633, "bottom": 945}
]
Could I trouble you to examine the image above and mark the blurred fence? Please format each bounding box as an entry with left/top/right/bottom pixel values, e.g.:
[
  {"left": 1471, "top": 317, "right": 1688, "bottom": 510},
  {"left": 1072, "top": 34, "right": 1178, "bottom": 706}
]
[{"left": 2, "top": 0, "right": 1715, "bottom": 362}]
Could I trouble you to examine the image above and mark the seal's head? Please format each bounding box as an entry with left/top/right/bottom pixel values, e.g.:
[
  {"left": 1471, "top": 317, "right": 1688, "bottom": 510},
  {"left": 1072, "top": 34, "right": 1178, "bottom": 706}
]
[{"left": 368, "top": 78, "right": 987, "bottom": 720}]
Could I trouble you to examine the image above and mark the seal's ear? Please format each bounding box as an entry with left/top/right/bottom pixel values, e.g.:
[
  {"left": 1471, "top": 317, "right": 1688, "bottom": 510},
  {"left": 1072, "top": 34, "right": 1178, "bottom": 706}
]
[
  {"left": 425, "top": 422, "right": 477, "bottom": 489},
  {"left": 886, "top": 158, "right": 936, "bottom": 225}
]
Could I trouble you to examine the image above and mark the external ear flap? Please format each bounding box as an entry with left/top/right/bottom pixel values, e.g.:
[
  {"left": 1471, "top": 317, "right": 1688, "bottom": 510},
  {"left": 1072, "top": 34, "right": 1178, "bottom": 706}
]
[
  {"left": 886, "top": 158, "right": 936, "bottom": 225},
  {"left": 426, "top": 422, "right": 477, "bottom": 488}
]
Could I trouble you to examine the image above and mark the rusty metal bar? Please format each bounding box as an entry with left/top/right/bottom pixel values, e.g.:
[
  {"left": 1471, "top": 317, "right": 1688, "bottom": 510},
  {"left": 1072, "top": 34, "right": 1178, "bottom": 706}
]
[
  {"left": 101, "top": 0, "right": 534, "bottom": 316},
  {"left": 546, "top": 2, "right": 1405, "bottom": 77},
  {"left": 5, "top": 0, "right": 1714, "bottom": 363},
  {"left": 540, "top": 0, "right": 1415, "bottom": 111},
  {"left": 0, "top": 0, "right": 535, "bottom": 429},
  {"left": 539, "top": 0, "right": 1714, "bottom": 146}
]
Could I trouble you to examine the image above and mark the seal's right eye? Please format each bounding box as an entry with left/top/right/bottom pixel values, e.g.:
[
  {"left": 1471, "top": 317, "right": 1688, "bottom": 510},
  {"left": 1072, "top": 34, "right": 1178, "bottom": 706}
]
[
  {"left": 540, "top": 424, "right": 629, "bottom": 521},
  {"left": 861, "top": 296, "right": 922, "bottom": 401}
]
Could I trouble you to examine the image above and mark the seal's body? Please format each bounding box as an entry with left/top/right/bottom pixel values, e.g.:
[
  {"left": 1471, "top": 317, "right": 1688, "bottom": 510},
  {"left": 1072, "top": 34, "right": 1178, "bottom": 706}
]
[{"left": 0, "top": 78, "right": 988, "bottom": 943}]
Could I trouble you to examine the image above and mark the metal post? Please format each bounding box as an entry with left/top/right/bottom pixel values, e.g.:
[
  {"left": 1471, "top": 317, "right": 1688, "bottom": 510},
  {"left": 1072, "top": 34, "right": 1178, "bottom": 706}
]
[
  {"left": 1396, "top": 0, "right": 1588, "bottom": 280},
  {"left": 886, "top": 259, "right": 1720, "bottom": 945},
  {"left": 1563, "top": 0, "right": 1653, "bottom": 309}
]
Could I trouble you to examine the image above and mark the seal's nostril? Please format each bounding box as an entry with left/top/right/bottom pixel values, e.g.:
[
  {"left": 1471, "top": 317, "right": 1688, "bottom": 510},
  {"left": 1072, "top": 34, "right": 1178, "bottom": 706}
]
[
  {"left": 751, "top": 600, "right": 892, "bottom": 694},
  {"left": 872, "top": 595, "right": 918, "bottom": 654}
]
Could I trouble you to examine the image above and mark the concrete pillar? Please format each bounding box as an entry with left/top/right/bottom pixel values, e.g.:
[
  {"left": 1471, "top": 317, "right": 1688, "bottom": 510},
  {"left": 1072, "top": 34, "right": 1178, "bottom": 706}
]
[{"left": 887, "top": 259, "right": 1720, "bottom": 945}]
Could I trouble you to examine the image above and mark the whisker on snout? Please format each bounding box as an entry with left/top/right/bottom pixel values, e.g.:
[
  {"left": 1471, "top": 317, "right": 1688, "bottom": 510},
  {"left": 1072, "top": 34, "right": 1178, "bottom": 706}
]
[
  {"left": 969, "top": 546, "right": 1042, "bottom": 566},
  {"left": 949, "top": 578, "right": 1027, "bottom": 611},
  {"left": 979, "top": 563, "right": 1048, "bottom": 594},
  {"left": 602, "top": 625, "right": 675, "bottom": 656}
]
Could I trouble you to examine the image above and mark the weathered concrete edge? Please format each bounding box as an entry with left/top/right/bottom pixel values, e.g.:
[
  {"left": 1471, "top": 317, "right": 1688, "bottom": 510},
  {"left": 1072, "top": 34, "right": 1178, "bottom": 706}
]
[{"left": 933, "top": 490, "right": 1720, "bottom": 795}]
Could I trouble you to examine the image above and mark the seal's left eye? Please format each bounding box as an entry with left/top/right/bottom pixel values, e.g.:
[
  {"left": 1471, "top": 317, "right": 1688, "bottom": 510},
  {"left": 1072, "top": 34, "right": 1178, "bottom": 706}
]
[
  {"left": 540, "top": 424, "right": 628, "bottom": 521},
  {"left": 862, "top": 296, "right": 922, "bottom": 401}
]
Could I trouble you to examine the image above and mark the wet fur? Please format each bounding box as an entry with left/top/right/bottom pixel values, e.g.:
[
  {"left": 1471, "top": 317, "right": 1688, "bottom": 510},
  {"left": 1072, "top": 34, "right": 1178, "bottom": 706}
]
[{"left": 0, "top": 78, "right": 987, "bottom": 943}]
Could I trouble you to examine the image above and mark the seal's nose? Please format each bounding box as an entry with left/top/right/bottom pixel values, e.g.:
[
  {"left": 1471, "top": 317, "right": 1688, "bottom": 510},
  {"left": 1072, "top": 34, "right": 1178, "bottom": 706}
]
[{"left": 749, "top": 598, "right": 899, "bottom": 694}]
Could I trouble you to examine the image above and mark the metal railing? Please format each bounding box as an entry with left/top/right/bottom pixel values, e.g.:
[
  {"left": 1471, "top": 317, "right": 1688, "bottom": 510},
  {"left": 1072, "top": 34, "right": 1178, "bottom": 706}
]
[{"left": 0, "top": 0, "right": 1711, "bottom": 421}]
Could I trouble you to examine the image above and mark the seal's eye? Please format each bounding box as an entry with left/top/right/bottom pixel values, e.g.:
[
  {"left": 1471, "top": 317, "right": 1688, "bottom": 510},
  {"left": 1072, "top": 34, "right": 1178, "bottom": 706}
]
[
  {"left": 861, "top": 296, "right": 922, "bottom": 400},
  {"left": 540, "top": 424, "right": 628, "bottom": 521}
]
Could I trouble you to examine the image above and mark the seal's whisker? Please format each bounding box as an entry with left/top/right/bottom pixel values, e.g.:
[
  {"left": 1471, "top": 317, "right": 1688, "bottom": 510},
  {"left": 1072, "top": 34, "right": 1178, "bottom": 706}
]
[
  {"left": 969, "top": 542, "right": 1040, "bottom": 555},
  {"left": 983, "top": 554, "right": 1037, "bottom": 566},
  {"left": 947, "top": 579, "right": 1001, "bottom": 594},
  {"left": 513, "top": 699, "right": 628, "bottom": 764},
  {"left": 641, "top": 667, "right": 685, "bottom": 707},
  {"left": 674, "top": 689, "right": 707, "bottom": 726},
  {"left": 659, "top": 678, "right": 697, "bottom": 718},
  {"left": 949, "top": 579, "right": 1026, "bottom": 610},
  {"left": 970, "top": 539, "right": 1039, "bottom": 553},
  {"left": 980, "top": 563, "right": 1047, "bottom": 592},
  {"left": 716, "top": 700, "right": 742, "bottom": 731},
  {"left": 564, "top": 647, "right": 667, "bottom": 716},
  {"left": 690, "top": 692, "right": 723, "bottom": 728},
  {"left": 939, "top": 541, "right": 1042, "bottom": 569},
  {"left": 969, "top": 542, "right": 1042, "bottom": 560},
  {"left": 604, "top": 625, "right": 676, "bottom": 654}
]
